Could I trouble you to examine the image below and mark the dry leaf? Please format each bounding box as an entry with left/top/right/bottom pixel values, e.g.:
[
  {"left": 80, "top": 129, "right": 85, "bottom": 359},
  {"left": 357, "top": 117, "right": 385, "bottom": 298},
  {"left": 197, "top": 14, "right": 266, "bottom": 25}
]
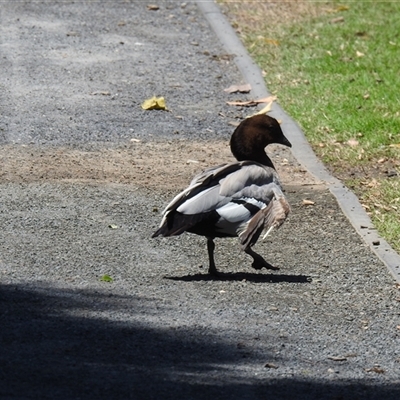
[
  {"left": 347, "top": 139, "right": 359, "bottom": 147},
  {"left": 302, "top": 199, "right": 315, "bottom": 206},
  {"left": 328, "top": 356, "right": 347, "bottom": 361},
  {"left": 331, "top": 16, "right": 345, "bottom": 23},
  {"left": 91, "top": 91, "right": 111, "bottom": 96},
  {"left": 226, "top": 95, "right": 276, "bottom": 107},
  {"left": 356, "top": 51, "right": 365, "bottom": 57},
  {"left": 147, "top": 4, "right": 159, "bottom": 10},
  {"left": 227, "top": 100, "right": 257, "bottom": 107},
  {"left": 141, "top": 96, "right": 167, "bottom": 110},
  {"left": 263, "top": 38, "right": 279, "bottom": 46},
  {"left": 365, "top": 366, "right": 385, "bottom": 374},
  {"left": 224, "top": 83, "right": 251, "bottom": 94},
  {"left": 389, "top": 143, "right": 400, "bottom": 148},
  {"left": 247, "top": 101, "right": 274, "bottom": 118},
  {"left": 328, "top": 5, "right": 349, "bottom": 13}
]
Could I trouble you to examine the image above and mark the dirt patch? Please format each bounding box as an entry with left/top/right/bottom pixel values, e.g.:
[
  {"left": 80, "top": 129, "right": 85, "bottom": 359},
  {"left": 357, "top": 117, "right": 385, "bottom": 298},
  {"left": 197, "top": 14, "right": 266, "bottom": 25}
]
[
  {"left": 221, "top": 0, "right": 327, "bottom": 33},
  {"left": 1, "top": 141, "right": 320, "bottom": 190},
  {"left": 331, "top": 159, "right": 400, "bottom": 182}
]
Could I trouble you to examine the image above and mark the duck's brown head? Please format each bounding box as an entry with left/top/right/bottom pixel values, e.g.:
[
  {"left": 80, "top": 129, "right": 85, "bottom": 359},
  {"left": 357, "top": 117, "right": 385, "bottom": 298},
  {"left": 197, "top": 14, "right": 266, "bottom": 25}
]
[{"left": 230, "top": 114, "right": 291, "bottom": 168}]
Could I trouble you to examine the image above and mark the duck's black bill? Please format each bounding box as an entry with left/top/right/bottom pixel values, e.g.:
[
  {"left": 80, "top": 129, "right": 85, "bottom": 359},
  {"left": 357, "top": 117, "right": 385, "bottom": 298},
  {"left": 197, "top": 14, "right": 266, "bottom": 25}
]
[{"left": 280, "top": 134, "right": 292, "bottom": 148}]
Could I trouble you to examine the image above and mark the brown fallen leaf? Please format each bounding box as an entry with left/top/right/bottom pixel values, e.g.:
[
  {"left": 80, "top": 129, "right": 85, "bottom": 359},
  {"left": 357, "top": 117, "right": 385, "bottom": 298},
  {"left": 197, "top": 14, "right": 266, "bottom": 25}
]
[
  {"left": 227, "top": 95, "right": 277, "bottom": 107},
  {"left": 302, "top": 199, "right": 315, "bottom": 206},
  {"left": 365, "top": 366, "right": 385, "bottom": 374},
  {"left": 224, "top": 83, "right": 251, "bottom": 94},
  {"left": 264, "top": 363, "right": 279, "bottom": 369},
  {"left": 91, "top": 91, "right": 111, "bottom": 96},
  {"left": 147, "top": 4, "right": 159, "bottom": 11}
]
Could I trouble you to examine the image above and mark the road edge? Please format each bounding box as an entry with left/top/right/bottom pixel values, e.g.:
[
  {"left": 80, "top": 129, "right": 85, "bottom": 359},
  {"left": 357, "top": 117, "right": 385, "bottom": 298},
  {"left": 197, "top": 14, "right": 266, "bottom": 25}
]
[{"left": 197, "top": 0, "right": 400, "bottom": 283}]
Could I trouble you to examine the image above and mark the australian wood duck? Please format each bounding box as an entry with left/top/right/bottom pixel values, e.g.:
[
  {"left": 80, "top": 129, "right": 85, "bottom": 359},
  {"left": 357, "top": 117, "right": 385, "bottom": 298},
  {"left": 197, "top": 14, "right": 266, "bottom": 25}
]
[{"left": 152, "top": 114, "right": 292, "bottom": 276}]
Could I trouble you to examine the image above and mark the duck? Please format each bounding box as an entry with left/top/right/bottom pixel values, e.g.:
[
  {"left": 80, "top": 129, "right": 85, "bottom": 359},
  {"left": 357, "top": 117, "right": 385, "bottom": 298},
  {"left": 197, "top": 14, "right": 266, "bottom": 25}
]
[{"left": 152, "top": 114, "right": 292, "bottom": 276}]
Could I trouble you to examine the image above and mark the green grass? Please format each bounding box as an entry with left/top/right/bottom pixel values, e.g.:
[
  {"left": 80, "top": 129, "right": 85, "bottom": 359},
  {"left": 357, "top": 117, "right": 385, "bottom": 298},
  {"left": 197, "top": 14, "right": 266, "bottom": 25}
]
[
  {"left": 251, "top": 2, "right": 400, "bottom": 156},
  {"left": 223, "top": 1, "right": 400, "bottom": 252}
]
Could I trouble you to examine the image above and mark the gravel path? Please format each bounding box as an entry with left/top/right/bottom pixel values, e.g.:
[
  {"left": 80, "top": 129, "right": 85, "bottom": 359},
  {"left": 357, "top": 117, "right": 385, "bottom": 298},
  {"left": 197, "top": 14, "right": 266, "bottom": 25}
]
[{"left": 1, "top": 1, "right": 399, "bottom": 399}]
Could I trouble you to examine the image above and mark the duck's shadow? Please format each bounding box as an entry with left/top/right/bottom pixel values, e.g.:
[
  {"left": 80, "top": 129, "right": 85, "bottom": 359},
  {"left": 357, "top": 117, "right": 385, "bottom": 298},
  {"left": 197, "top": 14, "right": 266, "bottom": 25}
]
[{"left": 164, "top": 271, "right": 311, "bottom": 283}]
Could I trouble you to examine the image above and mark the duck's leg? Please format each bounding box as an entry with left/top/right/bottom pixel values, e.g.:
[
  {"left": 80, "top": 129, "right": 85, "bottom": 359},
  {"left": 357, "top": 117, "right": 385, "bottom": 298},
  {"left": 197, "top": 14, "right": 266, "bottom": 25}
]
[
  {"left": 207, "top": 237, "right": 219, "bottom": 276},
  {"left": 245, "top": 247, "right": 279, "bottom": 271}
]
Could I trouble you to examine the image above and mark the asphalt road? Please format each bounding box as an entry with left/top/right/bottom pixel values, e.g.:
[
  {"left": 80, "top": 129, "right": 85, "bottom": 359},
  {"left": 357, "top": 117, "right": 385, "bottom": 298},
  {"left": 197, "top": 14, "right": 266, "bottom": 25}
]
[{"left": 1, "top": 1, "right": 400, "bottom": 399}]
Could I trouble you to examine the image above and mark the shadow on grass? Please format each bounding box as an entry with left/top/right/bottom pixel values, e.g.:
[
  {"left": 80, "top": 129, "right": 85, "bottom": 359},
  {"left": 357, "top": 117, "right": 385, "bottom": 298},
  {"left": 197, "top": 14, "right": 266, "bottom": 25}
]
[{"left": 0, "top": 282, "right": 399, "bottom": 400}]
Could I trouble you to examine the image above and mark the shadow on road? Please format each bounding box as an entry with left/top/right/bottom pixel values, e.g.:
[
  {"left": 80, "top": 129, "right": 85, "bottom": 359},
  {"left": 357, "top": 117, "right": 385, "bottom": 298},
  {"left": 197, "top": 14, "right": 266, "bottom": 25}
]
[
  {"left": 165, "top": 272, "right": 312, "bottom": 283},
  {"left": 1, "top": 283, "right": 399, "bottom": 400}
]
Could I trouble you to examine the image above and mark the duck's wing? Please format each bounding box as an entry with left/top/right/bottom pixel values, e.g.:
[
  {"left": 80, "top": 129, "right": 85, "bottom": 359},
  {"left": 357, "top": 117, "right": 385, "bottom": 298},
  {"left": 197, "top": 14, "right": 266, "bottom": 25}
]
[
  {"left": 153, "top": 161, "right": 286, "bottom": 238},
  {"left": 236, "top": 190, "right": 290, "bottom": 249},
  {"left": 161, "top": 162, "right": 246, "bottom": 216}
]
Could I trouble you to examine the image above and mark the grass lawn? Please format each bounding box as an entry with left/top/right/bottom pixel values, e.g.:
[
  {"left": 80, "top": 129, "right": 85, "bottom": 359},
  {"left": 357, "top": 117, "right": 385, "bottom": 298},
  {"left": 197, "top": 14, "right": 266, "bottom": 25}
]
[{"left": 221, "top": 1, "right": 400, "bottom": 252}]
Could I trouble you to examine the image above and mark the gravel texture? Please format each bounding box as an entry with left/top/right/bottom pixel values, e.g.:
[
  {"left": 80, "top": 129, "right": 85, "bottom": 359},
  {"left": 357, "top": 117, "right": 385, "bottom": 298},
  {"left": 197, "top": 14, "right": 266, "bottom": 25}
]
[{"left": 1, "top": 1, "right": 400, "bottom": 399}]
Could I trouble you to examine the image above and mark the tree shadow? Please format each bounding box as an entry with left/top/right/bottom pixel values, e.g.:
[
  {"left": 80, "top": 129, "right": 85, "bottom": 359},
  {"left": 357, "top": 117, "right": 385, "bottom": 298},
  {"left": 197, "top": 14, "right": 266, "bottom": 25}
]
[{"left": 1, "top": 282, "right": 399, "bottom": 400}]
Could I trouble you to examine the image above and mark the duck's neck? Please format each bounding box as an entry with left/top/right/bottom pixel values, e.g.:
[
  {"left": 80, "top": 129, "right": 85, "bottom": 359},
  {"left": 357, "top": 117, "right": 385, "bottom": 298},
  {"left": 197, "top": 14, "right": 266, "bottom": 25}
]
[
  {"left": 233, "top": 148, "right": 276, "bottom": 169},
  {"left": 256, "top": 152, "right": 276, "bottom": 169}
]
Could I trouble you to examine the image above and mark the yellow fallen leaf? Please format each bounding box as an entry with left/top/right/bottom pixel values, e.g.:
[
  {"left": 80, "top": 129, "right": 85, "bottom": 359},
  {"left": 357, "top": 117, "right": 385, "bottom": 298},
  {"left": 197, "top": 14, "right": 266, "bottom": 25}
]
[
  {"left": 263, "top": 38, "right": 280, "bottom": 46},
  {"left": 356, "top": 51, "right": 365, "bottom": 57},
  {"left": 246, "top": 100, "right": 274, "bottom": 118},
  {"left": 141, "top": 96, "right": 167, "bottom": 110},
  {"left": 328, "top": 5, "right": 349, "bottom": 13}
]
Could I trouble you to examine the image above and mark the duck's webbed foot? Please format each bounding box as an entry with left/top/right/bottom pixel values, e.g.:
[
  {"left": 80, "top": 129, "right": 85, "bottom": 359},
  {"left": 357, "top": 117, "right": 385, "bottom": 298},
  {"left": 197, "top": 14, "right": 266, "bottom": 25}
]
[{"left": 245, "top": 247, "right": 279, "bottom": 271}]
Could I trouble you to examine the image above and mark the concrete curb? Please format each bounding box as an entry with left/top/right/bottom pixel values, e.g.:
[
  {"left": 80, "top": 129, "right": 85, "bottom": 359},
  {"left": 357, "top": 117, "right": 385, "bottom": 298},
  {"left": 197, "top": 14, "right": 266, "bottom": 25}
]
[{"left": 197, "top": 0, "right": 400, "bottom": 283}]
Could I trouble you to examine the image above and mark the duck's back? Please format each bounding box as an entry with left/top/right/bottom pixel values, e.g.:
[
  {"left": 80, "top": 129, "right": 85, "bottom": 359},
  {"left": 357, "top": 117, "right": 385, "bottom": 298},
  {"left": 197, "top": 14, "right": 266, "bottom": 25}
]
[{"left": 152, "top": 161, "right": 287, "bottom": 241}]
